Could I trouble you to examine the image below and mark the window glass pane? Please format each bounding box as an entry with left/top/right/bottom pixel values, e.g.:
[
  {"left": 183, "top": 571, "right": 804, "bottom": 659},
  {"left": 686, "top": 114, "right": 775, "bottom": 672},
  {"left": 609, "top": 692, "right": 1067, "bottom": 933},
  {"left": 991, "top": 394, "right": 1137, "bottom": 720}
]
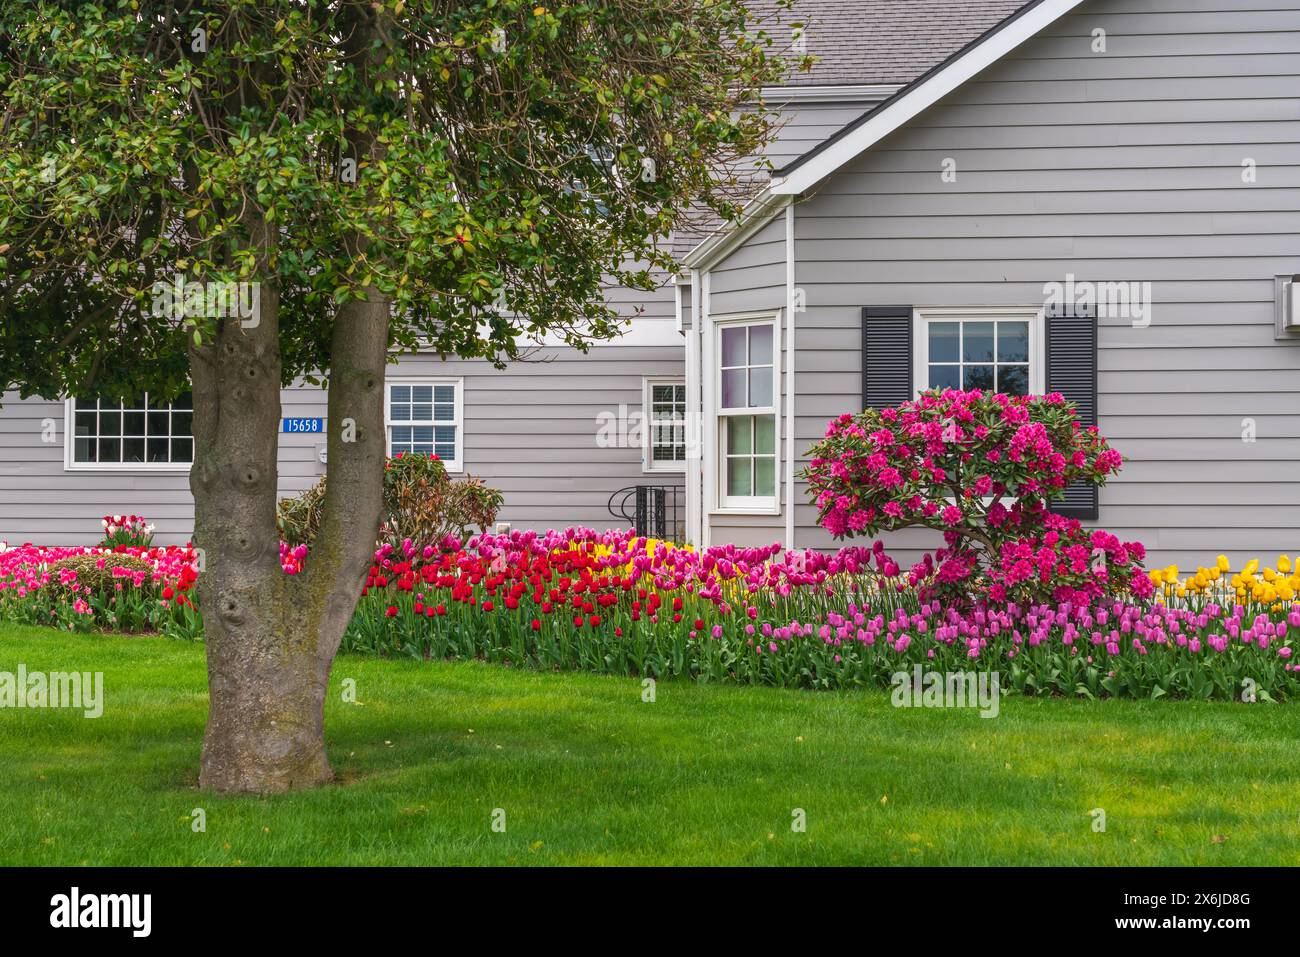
[
  {"left": 75, "top": 410, "right": 96, "bottom": 435},
  {"left": 174, "top": 391, "right": 193, "bottom": 411},
  {"left": 98, "top": 437, "right": 121, "bottom": 462},
  {"left": 674, "top": 385, "right": 686, "bottom": 402},
  {"left": 755, "top": 457, "right": 776, "bottom": 497},
  {"left": 929, "top": 322, "right": 960, "bottom": 363},
  {"left": 123, "top": 411, "right": 145, "bottom": 436},
  {"left": 411, "top": 386, "right": 433, "bottom": 404},
  {"left": 963, "top": 365, "right": 995, "bottom": 391},
  {"left": 963, "top": 322, "right": 995, "bottom": 363},
  {"left": 721, "top": 369, "right": 746, "bottom": 408},
  {"left": 147, "top": 438, "right": 170, "bottom": 463},
  {"left": 726, "top": 416, "right": 752, "bottom": 454},
  {"left": 748, "top": 325, "right": 773, "bottom": 365},
  {"left": 172, "top": 411, "right": 193, "bottom": 436},
  {"left": 411, "top": 401, "right": 433, "bottom": 421},
  {"left": 721, "top": 327, "right": 747, "bottom": 367},
  {"left": 432, "top": 385, "right": 454, "bottom": 404},
  {"left": 391, "top": 403, "right": 411, "bottom": 422},
  {"left": 172, "top": 438, "right": 193, "bottom": 463},
  {"left": 433, "top": 403, "right": 454, "bottom": 422},
  {"left": 99, "top": 410, "right": 121, "bottom": 435},
  {"left": 147, "top": 410, "right": 170, "bottom": 436},
  {"left": 998, "top": 365, "right": 1029, "bottom": 396},
  {"left": 748, "top": 367, "right": 772, "bottom": 408},
  {"left": 390, "top": 386, "right": 410, "bottom": 403},
  {"left": 123, "top": 438, "right": 146, "bottom": 463},
  {"left": 929, "top": 365, "right": 961, "bottom": 390},
  {"left": 998, "top": 321, "right": 1029, "bottom": 362},
  {"left": 754, "top": 414, "right": 775, "bottom": 454},
  {"left": 74, "top": 437, "right": 96, "bottom": 462},
  {"left": 727, "top": 457, "right": 753, "bottom": 497},
  {"left": 652, "top": 385, "right": 673, "bottom": 403}
]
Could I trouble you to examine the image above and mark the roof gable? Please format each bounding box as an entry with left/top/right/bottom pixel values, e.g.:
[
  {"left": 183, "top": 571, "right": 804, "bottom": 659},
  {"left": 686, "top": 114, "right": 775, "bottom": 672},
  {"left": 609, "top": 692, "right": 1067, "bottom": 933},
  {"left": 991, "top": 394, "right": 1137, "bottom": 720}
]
[{"left": 770, "top": 0, "right": 1089, "bottom": 195}]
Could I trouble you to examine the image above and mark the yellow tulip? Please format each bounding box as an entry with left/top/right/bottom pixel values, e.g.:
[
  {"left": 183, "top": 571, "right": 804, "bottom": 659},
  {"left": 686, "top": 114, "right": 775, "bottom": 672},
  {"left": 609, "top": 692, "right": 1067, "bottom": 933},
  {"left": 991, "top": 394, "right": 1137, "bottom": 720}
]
[
  {"left": 1280, "top": 555, "right": 1293, "bottom": 574},
  {"left": 1263, "top": 567, "right": 1277, "bottom": 582},
  {"left": 1244, "top": 558, "right": 1259, "bottom": 576},
  {"left": 1216, "top": 554, "right": 1231, "bottom": 572}
]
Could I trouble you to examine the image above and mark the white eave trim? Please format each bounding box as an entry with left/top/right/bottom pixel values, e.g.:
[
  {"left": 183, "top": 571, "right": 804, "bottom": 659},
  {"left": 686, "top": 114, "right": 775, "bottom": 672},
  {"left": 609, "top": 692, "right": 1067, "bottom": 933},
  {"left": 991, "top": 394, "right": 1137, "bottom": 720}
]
[
  {"left": 770, "top": 0, "right": 1087, "bottom": 196},
  {"left": 681, "top": 192, "right": 791, "bottom": 272},
  {"left": 758, "top": 83, "right": 902, "bottom": 104}
]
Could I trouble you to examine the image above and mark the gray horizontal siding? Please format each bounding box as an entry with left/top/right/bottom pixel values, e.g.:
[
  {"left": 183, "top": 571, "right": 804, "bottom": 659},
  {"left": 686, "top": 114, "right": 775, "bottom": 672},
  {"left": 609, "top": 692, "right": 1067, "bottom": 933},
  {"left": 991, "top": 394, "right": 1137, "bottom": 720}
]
[
  {"left": 0, "top": 340, "right": 684, "bottom": 545},
  {"left": 709, "top": 0, "right": 1300, "bottom": 568}
]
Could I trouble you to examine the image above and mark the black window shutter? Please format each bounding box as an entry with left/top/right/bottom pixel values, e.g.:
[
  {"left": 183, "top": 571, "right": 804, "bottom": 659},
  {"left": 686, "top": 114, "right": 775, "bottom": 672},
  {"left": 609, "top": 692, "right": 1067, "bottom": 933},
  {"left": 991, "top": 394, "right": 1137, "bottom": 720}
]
[
  {"left": 862, "top": 306, "right": 913, "bottom": 410},
  {"left": 1045, "top": 301, "right": 1099, "bottom": 521}
]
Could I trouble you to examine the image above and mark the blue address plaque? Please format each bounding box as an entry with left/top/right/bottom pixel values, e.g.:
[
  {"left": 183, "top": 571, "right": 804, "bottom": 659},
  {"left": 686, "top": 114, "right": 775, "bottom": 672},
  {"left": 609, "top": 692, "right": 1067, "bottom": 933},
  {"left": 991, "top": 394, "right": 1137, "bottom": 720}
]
[{"left": 282, "top": 417, "right": 324, "bottom": 434}]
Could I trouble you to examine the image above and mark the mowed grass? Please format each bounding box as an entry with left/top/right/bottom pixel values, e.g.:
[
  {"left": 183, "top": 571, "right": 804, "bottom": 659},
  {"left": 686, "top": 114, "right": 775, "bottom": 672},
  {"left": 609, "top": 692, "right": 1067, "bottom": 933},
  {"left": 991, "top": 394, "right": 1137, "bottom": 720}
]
[{"left": 1, "top": 622, "right": 1298, "bottom": 866}]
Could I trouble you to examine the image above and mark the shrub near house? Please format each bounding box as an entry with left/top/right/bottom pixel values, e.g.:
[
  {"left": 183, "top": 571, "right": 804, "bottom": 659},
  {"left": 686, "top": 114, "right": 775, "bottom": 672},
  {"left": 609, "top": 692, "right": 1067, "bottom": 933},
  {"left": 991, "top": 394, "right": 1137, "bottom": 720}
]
[
  {"left": 803, "top": 389, "right": 1148, "bottom": 607},
  {"left": 278, "top": 452, "right": 503, "bottom": 552}
]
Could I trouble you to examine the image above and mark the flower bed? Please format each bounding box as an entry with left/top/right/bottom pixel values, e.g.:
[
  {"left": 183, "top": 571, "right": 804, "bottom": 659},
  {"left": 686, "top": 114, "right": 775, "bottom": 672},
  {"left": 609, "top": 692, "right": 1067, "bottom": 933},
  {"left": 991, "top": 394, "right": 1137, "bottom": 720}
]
[
  {"left": 3, "top": 530, "right": 1297, "bottom": 701},
  {"left": 0, "top": 542, "right": 201, "bottom": 637},
  {"left": 341, "top": 528, "right": 1298, "bottom": 701}
]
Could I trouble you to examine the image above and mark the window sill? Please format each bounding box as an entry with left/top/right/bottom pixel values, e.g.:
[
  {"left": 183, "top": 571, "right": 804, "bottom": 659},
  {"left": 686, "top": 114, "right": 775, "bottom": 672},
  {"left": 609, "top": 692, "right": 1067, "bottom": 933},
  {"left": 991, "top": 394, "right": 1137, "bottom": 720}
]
[
  {"left": 64, "top": 463, "right": 193, "bottom": 473},
  {"left": 710, "top": 504, "right": 780, "bottom": 517}
]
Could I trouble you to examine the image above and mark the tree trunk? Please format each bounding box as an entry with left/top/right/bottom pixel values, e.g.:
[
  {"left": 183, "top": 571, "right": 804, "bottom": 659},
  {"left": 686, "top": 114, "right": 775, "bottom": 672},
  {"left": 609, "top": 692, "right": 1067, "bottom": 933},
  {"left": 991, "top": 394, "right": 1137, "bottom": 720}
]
[{"left": 189, "top": 230, "right": 390, "bottom": 793}]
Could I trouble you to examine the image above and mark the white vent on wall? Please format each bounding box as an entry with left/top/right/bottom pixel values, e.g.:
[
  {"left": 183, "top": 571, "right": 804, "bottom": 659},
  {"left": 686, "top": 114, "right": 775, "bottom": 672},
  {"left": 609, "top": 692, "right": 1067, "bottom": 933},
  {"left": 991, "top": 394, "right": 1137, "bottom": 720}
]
[
  {"left": 1275, "top": 275, "right": 1300, "bottom": 338},
  {"left": 494, "top": 522, "right": 511, "bottom": 535}
]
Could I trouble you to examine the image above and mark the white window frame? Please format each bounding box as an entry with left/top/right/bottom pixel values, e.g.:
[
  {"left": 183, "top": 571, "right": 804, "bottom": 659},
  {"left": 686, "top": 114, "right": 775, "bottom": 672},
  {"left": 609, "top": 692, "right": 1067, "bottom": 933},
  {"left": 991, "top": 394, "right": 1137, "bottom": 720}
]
[
  {"left": 712, "top": 311, "right": 781, "bottom": 514},
  {"left": 63, "top": 395, "right": 194, "bottom": 472},
  {"left": 912, "top": 307, "right": 1045, "bottom": 399},
  {"left": 642, "top": 377, "right": 687, "bottom": 474},
  {"left": 384, "top": 377, "right": 464, "bottom": 473}
]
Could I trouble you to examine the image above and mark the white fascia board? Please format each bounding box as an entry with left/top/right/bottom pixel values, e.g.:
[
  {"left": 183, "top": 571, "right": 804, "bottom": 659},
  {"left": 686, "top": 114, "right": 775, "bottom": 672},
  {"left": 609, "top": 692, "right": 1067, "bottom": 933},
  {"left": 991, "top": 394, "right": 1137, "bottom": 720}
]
[
  {"left": 770, "top": 0, "right": 1088, "bottom": 196},
  {"left": 680, "top": 191, "right": 791, "bottom": 273}
]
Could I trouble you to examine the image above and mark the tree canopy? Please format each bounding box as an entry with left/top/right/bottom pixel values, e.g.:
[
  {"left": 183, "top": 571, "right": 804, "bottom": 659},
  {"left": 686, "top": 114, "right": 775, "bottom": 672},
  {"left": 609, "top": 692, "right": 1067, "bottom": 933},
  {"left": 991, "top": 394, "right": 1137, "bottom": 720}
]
[{"left": 1, "top": 0, "right": 798, "bottom": 399}]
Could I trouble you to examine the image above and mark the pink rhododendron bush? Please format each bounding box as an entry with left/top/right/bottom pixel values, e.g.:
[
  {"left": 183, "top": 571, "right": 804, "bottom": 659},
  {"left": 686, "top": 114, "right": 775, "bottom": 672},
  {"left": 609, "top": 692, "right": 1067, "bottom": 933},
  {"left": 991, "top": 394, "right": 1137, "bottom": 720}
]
[{"left": 804, "top": 389, "right": 1151, "bottom": 607}]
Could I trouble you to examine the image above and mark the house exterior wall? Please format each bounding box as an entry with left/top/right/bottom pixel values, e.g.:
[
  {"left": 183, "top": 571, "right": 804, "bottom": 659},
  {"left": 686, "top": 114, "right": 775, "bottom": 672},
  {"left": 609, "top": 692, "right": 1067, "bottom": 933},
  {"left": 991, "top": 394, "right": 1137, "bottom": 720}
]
[
  {"left": 0, "top": 328, "right": 684, "bottom": 546},
  {"left": 702, "top": 0, "right": 1300, "bottom": 567}
]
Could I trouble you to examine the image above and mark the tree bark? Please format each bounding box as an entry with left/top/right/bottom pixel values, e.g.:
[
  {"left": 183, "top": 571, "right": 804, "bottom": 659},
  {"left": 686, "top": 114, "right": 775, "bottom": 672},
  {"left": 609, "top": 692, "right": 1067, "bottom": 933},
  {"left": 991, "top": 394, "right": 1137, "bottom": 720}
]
[{"left": 188, "top": 234, "right": 389, "bottom": 793}]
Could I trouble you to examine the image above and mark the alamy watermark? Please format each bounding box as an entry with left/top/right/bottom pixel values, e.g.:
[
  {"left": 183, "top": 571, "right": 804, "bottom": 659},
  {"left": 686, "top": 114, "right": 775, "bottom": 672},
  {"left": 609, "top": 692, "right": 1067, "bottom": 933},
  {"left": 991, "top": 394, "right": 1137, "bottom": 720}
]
[
  {"left": 151, "top": 272, "right": 260, "bottom": 328},
  {"left": 50, "top": 887, "right": 150, "bottom": 937},
  {"left": 1043, "top": 273, "right": 1152, "bottom": 328},
  {"left": 890, "top": 666, "right": 1000, "bottom": 718},
  {"left": 0, "top": 665, "right": 103, "bottom": 718}
]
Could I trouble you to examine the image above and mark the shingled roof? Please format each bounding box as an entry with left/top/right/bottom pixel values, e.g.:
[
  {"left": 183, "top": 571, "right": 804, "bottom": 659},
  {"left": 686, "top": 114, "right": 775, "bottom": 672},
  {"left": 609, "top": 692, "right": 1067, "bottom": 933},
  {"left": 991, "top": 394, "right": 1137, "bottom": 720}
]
[
  {"left": 752, "top": 0, "right": 1031, "bottom": 87},
  {"left": 671, "top": 0, "right": 1034, "bottom": 262}
]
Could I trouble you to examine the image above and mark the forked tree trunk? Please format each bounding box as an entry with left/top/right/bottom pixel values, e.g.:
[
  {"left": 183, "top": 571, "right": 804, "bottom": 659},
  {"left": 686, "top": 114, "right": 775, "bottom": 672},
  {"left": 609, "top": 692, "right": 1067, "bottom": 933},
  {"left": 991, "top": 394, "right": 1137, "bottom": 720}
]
[{"left": 189, "top": 254, "right": 390, "bottom": 793}]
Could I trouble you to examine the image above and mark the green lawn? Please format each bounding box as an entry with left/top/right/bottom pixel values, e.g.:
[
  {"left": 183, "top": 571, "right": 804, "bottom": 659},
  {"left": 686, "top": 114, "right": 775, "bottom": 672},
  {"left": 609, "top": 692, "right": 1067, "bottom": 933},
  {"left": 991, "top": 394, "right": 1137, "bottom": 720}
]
[{"left": 1, "top": 622, "right": 1298, "bottom": 866}]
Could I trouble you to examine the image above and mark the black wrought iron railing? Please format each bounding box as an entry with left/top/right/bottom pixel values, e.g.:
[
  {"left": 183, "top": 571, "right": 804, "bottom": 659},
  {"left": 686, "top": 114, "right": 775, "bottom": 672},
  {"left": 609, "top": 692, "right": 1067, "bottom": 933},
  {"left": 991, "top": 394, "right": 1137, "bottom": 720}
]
[{"left": 607, "top": 484, "right": 684, "bottom": 543}]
